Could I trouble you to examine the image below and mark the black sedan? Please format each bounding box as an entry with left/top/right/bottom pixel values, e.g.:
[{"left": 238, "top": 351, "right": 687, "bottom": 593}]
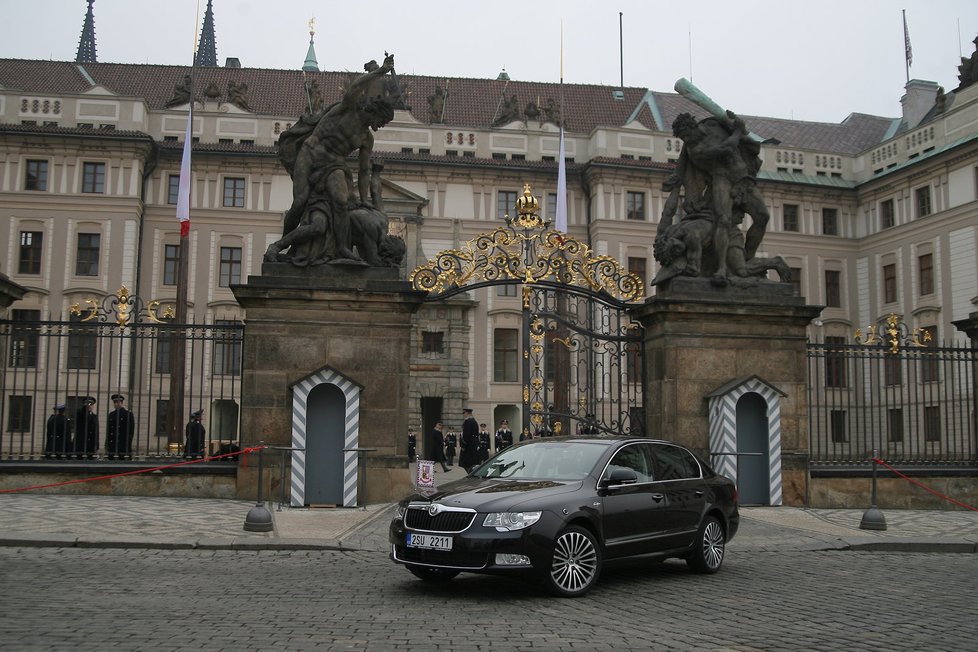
[{"left": 390, "top": 436, "right": 739, "bottom": 597}]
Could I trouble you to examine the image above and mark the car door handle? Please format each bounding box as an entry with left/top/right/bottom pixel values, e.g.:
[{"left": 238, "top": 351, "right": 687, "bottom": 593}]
[
  {"left": 695, "top": 490, "right": 704, "bottom": 497},
  {"left": 651, "top": 493, "right": 665, "bottom": 503}
]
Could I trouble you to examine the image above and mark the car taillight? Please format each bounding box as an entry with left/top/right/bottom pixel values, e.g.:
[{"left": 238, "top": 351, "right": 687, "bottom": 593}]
[{"left": 732, "top": 485, "right": 739, "bottom": 505}]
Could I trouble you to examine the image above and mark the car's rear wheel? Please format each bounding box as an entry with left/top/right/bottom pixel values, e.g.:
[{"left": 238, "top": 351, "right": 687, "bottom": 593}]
[
  {"left": 686, "top": 515, "right": 725, "bottom": 573},
  {"left": 407, "top": 565, "right": 460, "bottom": 582},
  {"left": 544, "top": 525, "right": 602, "bottom": 597}
]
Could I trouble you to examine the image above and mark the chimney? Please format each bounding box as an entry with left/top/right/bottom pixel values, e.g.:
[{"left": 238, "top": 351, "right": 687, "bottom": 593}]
[
  {"left": 225, "top": 57, "right": 241, "bottom": 68},
  {"left": 901, "top": 79, "right": 940, "bottom": 129}
]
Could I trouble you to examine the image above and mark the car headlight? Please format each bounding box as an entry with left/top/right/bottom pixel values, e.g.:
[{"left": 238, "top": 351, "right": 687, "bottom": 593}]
[
  {"left": 393, "top": 504, "right": 406, "bottom": 520},
  {"left": 483, "top": 511, "right": 542, "bottom": 531}
]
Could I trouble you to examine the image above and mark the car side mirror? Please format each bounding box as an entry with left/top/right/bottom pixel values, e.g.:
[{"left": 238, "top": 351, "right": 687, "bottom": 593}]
[{"left": 603, "top": 467, "right": 639, "bottom": 487}]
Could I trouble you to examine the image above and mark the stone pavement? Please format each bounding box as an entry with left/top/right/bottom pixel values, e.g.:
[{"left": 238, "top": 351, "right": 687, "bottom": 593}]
[{"left": 1, "top": 460, "right": 977, "bottom": 553}]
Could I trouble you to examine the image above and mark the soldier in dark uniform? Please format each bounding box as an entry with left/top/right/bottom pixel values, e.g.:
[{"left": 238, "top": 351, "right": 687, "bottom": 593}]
[
  {"left": 495, "top": 419, "right": 513, "bottom": 452},
  {"left": 427, "top": 421, "right": 449, "bottom": 472},
  {"left": 73, "top": 397, "right": 99, "bottom": 459},
  {"left": 458, "top": 408, "right": 480, "bottom": 472},
  {"left": 106, "top": 394, "right": 136, "bottom": 460},
  {"left": 184, "top": 409, "right": 205, "bottom": 459},
  {"left": 579, "top": 413, "right": 600, "bottom": 435},
  {"left": 478, "top": 423, "right": 491, "bottom": 462},
  {"left": 44, "top": 403, "right": 71, "bottom": 459},
  {"left": 444, "top": 430, "right": 457, "bottom": 467}
]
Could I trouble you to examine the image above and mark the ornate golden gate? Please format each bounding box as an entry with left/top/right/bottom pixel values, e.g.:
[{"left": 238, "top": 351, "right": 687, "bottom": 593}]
[{"left": 411, "top": 184, "right": 646, "bottom": 438}]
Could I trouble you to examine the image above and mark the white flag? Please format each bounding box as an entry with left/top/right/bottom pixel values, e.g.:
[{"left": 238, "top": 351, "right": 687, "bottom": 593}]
[
  {"left": 176, "top": 112, "right": 192, "bottom": 236},
  {"left": 555, "top": 127, "right": 568, "bottom": 233}
]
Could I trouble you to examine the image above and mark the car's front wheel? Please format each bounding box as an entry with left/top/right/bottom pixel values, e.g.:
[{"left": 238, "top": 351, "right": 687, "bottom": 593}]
[
  {"left": 407, "top": 565, "right": 460, "bottom": 582},
  {"left": 544, "top": 525, "right": 602, "bottom": 597},
  {"left": 686, "top": 514, "right": 725, "bottom": 573}
]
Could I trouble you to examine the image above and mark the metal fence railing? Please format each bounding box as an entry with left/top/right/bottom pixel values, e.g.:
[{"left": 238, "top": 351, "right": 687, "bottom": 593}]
[
  {"left": 0, "top": 316, "right": 243, "bottom": 461},
  {"left": 808, "top": 339, "right": 976, "bottom": 465}
]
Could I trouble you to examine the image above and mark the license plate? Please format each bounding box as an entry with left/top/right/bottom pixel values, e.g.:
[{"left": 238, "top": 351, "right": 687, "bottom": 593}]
[{"left": 406, "top": 533, "right": 453, "bottom": 551}]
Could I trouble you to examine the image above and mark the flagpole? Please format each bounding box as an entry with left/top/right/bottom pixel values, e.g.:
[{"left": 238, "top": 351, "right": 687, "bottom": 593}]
[
  {"left": 903, "top": 9, "right": 911, "bottom": 84},
  {"left": 168, "top": 4, "right": 199, "bottom": 454}
]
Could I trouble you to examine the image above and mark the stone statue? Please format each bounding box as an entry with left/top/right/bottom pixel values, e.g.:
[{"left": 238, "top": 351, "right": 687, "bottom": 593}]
[
  {"left": 493, "top": 94, "right": 520, "bottom": 126},
  {"left": 524, "top": 100, "right": 540, "bottom": 124},
  {"left": 266, "top": 53, "right": 397, "bottom": 265},
  {"left": 428, "top": 84, "right": 447, "bottom": 123},
  {"left": 226, "top": 80, "right": 250, "bottom": 111},
  {"left": 166, "top": 75, "right": 193, "bottom": 107},
  {"left": 659, "top": 109, "right": 771, "bottom": 285},
  {"left": 543, "top": 98, "right": 561, "bottom": 127}
]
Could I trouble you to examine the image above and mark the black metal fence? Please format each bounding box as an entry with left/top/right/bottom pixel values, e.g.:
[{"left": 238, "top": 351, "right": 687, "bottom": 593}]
[
  {"left": 0, "top": 315, "right": 243, "bottom": 460},
  {"left": 808, "top": 338, "right": 976, "bottom": 464}
]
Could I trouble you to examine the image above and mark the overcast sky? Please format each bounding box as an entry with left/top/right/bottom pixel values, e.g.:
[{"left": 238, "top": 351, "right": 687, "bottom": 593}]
[{"left": 3, "top": 0, "right": 977, "bottom": 123}]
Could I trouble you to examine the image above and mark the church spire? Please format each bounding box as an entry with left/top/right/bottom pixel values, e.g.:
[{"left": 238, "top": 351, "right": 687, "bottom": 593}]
[
  {"left": 75, "top": 0, "right": 97, "bottom": 64},
  {"left": 302, "top": 17, "right": 319, "bottom": 72},
  {"left": 195, "top": 0, "right": 218, "bottom": 67}
]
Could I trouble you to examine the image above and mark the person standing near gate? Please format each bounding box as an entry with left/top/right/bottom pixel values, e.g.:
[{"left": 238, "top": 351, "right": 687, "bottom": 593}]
[
  {"left": 407, "top": 428, "right": 417, "bottom": 463},
  {"left": 74, "top": 397, "right": 99, "bottom": 459},
  {"left": 445, "top": 430, "right": 457, "bottom": 467},
  {"left": 427, "top": 421, "right": 449, "bottom": 472},
  {"left": 106, "top": 394, "right": 136, "bottom": 460},
  {"left": 478, "top": 423, "right": 491, "bottom": 462},
  {"left": 458, "top": 407, "right": 480, "bottom": 473},
  {"left": 495, "top": 419, "right": 513, "bottom": 452},
  {"left": 44, "top": 403, "right": 71, "bottom": 459},
  {"left": 184, "top": 409, "right": 205, "bottom": 459}
]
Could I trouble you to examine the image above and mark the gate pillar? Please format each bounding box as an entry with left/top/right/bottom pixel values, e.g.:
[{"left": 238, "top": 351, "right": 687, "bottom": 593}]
[{"left": 633, "top": 277, "right": 821, "bottom": 506}]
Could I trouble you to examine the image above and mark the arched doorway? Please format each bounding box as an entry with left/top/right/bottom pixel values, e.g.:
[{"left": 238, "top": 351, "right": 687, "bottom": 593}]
[
  {"left": 305, "top": 384, "right": 346, "bottom": 505},
  {"left": 736, "top": 392, "right": 771, "bottom": 505}
]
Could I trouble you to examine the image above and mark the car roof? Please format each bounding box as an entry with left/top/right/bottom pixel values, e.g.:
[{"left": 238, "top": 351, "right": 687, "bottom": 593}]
[{"left": 525, "top": 436, "right": 681, "bottom": 447}]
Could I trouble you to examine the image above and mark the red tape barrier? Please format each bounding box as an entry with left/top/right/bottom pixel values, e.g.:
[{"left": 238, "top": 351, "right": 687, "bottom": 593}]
[
  {"left": 873, "top": 457, "right": 978, "bottom": 513},
  {"left": 0, "top": 445, "right": 267, "bottom": 495}
]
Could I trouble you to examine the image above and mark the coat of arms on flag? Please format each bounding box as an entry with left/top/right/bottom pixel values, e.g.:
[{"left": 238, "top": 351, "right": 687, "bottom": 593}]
[{"left": 416, "top": 460, "right": 435, "bottom": 488}]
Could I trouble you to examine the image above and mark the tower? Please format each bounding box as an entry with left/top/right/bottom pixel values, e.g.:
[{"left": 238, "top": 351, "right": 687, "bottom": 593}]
[
  {"left": 302, "top": 17, "right": 319, "bottom": 72},
  {"left": 195, "top": 0, "right": 218, "bottom": 67},
  {"left": 75, "top": 0, "right": 97, "bottom": 64}
]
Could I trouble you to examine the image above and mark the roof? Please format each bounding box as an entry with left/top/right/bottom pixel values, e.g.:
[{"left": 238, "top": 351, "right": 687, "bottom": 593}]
[{"left": 0, "top": 58, "right": 897, "bottom": 155}]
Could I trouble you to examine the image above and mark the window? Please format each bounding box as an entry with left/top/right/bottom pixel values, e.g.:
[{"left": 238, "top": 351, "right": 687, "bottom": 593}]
[
  {"left": 830, "top": 410, "right": 847, "bottom": 443},
  {"left": 920, "top": 326, "right": 939, "bottom": 382},
  {"left": 67, "top": 314, "right": 97, "bottom": 369},
  {"left": 496, "top": 284, "right": 517, "bottom": 297},
  {"left": 887, "top": 408, "right": 904, "bottom": 442},
  {"left": 782, "top": 204, "right": 799, "bottom": 232},
  {"left": 155, "top": 399, "right": 170, "bottom": 437},
  {"left": 882, "top": 263, "right": 897, "bottom": 304},
  {"left": 7, "top": 395, "right": 32, "bottom": 433},
  {"left": 884, "top": 356, "right": 902, "bottom": 386},
  {"left": 923, "top": 406, "right": 941, "bottom": 442},
  {"left": 25, "top": 159, "right": 48, "bottom": 191},
  {"left": 915, "top": 186, "right": 932, "bottom": 218},
  {"left": 81, "top": 162, "right": 105, "bottom": 193},
  {"left": 212, "top": 320, "right": 242, "bottom": 376},
  {"left": 219, "top": 246, "right": 242, "bottom": 287},
  {"left": 626, "top": 191, "right": 646, "bottom": 221},
  {"left": 821, "top": 208, "right": 838, "bottom": 235},
  {"left": 493, "top": 328, "right": 518, "bottom": 382},
  {"left": 652, "top": 443, "right": 700, "bottom": 480},
  {"left": 219, "top": 138, "right": 234, "bottom": 145},
  {"left": 497, "top": 190, "right": 517, "bottom": 220},
  {"left": 9, "top": 309, "right": 40, "bottom": 368},
  {"left": 880, "top": 199, "right": 895, "bottom": 229},
  {"left": 163, "top": 244, "right": 180, "bottom": 286},
  {"left": 492, "top": 152, "right": 506, "bottom": 160},
  {"left": 627, "top": 256, "right": 646, "bottom": 287},
  {"left": 421, "top": 331, "right": 444, "bottom": 354},
  {"left": 222, "top": 177, "right": 246, "bottom": 208},
  {"left": 155, "top": 324, "right": 173, "bottom": 374},
  {"left": 18, "top": 231, "right": 43, "bottom": 275},
  {"left": 824, "top": 336, "right": 848, "bottom": 388},
  {"left": 75, "top": 233, "right": 100, "bottom": 277},
  {"left": 547, "top": 193, "right": 557, "bottom": 221},
  {"left": 167, "top": 174, "right": 180, "bottom": 205},
  {"left": 824, "top": 270, "right": 841, "bottom": 308},
  {"left": 608, "top": 444, "right": 654, "bottom": 482},
  {"left": 918, "top": 253, "right": 933, "bottom": 296}
]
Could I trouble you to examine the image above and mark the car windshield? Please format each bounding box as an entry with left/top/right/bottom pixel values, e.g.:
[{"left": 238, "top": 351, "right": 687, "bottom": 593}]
[{"left": 471, "top": 440, "right": 607, "bottom": 481}]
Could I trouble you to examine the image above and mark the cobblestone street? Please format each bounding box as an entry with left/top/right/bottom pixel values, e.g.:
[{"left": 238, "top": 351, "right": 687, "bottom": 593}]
[{"left": 1, "top": 546, "right": 974, "bottom": 651}]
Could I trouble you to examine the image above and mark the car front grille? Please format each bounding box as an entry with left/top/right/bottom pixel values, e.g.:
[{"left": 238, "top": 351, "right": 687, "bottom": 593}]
[
  {"left": 394, "top": 545, "right": 488, "bottom": 569},
  {"left": 405, "top": 508, "right": 475, "bottom": 533}
]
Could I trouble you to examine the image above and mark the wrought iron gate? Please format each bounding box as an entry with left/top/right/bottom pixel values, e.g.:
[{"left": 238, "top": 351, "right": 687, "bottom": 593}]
[{"left": 411, "top": 183, "right": 645, "bottom": 437}]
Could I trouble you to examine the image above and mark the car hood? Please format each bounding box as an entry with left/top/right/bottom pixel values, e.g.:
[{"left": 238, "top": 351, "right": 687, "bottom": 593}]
[{"left": 403, "top": 476, "right": 584, "bottom": 512}]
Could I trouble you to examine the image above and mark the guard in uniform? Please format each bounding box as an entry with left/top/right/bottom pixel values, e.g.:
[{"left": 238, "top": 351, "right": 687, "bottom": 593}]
[
  {"left": 407, "top": 429, "right": 417, "bottom": 462},
  {"left": 184, "top": 409, "right": 206, "bottom": 458},
  {"left": 74, "top": 397, "right": 99, "bottom": 459},
  {"left": 44, "top": 403, "right": 71, "bottom": 459},
  {"left": 106, "top": 394, "right": 136, "bottom": 460}
]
